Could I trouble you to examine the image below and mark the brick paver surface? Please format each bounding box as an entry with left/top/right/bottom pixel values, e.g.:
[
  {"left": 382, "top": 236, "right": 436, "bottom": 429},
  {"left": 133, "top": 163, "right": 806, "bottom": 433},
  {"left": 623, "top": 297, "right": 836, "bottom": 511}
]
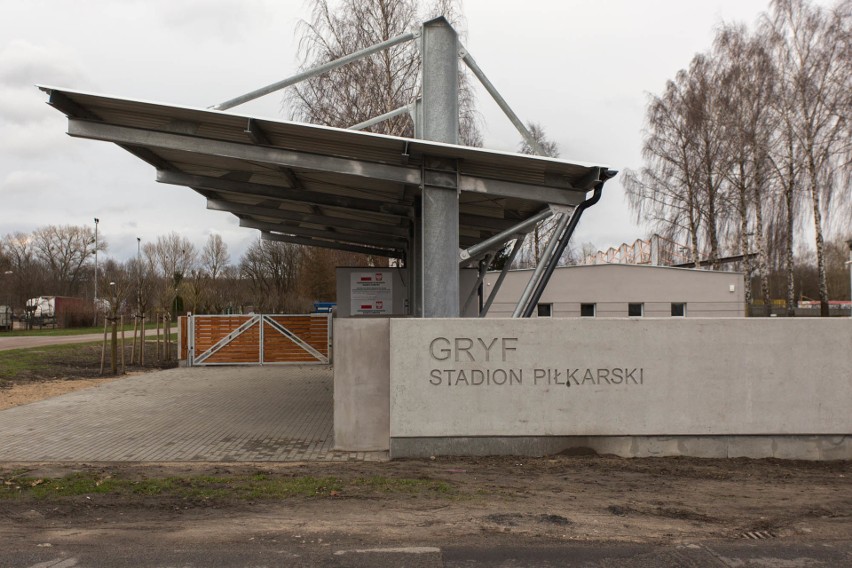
[{"left": 0, "top": 365, "right": 386, "bottom": 462}]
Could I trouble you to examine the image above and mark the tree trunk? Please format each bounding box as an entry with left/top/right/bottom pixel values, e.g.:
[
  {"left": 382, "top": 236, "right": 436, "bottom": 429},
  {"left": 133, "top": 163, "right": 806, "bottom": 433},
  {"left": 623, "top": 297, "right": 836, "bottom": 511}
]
[
  {"left": 784, "top": 175, "right": 796, "bottom": 317},
  {"left": 753, "top": 184, "right": 772, "bottom": 315},
  {"left": 705, "top": 157, "right": 721, "bottom": 271},
  {"left": 110, "top": 313, "right": 118, "bottom": 375},
  {"left": 534, "top": 225, "right": 541, "bottom": 265},
  {"left": 809, "top": 175, "right": 830, "bottom": 317},
  {"left": 737, "top": 165, "right": 752, "bottom": 316},
  {"left": 688, "top": 204, "right": 702, "bottom": 270}
]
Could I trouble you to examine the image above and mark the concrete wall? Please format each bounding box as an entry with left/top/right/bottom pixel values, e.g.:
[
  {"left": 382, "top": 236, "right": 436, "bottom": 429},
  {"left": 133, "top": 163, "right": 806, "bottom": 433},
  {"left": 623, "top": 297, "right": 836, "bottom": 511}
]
[
  {"left": 388, "top": 435, "right": 852, "bottom": 461},
  {"left": 390, "top": 318, "right": 850, "bottom": 437},
  {"left": 333, "top": 318, "right": 390, "bottom": 451},
  {"left": 335, "top": 317, "right": 851, "bottom": 459},
  {"left": 484, "top": 264, "right": 744, "bottom": 318}
]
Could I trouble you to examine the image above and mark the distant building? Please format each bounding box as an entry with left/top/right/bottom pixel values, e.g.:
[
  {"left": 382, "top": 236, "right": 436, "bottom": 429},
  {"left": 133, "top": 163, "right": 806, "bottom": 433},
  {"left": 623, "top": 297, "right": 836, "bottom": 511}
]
[
  {"left": 484, "top": 264, "right": 745, "bottom": 318},
  {"left": 334, "top": 264, "right": 744, "bottom": 318}
]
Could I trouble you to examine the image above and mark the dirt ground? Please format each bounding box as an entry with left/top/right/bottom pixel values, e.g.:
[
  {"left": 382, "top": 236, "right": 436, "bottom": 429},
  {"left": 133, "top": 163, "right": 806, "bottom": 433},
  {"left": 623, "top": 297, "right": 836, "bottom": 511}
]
[
  {"left": 1, "top": 457, "right": 849, "bottom": 547},
  {"left": 1, "top": 357, "right": 849, "bottom": 550},
  {"left": 0, "top": 377, "right": 124, "bottom": 410},
  {"left": 0, "top": 340, "right": 176, "bottom": 407}
]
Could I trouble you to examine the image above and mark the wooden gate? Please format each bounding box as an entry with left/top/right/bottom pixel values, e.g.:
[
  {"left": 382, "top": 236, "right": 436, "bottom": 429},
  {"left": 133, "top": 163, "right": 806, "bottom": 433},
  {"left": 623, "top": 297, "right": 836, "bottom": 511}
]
[{"left": 185, "top": 314, "right": 330, "bottom": 366}]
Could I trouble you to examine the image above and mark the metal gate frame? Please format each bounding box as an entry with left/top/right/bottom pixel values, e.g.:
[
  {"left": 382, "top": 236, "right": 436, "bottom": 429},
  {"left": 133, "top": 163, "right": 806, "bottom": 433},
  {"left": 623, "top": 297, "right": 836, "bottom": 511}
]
[{"left": 187, "top": 313, "right": 331, "bottom": 366}]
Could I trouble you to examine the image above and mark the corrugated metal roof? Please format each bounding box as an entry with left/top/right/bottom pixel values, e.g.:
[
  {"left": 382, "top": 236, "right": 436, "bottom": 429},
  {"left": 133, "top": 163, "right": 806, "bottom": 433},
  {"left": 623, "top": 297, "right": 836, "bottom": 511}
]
[{"left": 39, "top": 86, "right": 615, "bottom": 258}]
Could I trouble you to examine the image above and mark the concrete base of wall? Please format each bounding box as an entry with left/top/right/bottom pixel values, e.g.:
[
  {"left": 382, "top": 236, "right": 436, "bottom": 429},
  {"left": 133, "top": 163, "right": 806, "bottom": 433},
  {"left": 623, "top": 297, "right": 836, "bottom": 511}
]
[{"left": 390, "top": 435, "right": 851, "bottom": 461}]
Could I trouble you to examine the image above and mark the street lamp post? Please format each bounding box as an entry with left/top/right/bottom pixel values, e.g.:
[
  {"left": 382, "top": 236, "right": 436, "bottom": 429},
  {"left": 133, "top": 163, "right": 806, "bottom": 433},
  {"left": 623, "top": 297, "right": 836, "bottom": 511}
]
[
  {"left": 846, "top": 239, "right": 852, "bottom": 319},
  {"left": 94, "top": 217, "right": 100, "bottom": 326},
  {"left": 137, "top": 237, "right": 142, "bottom": 312},
  {"left": 137, "top": 237, "right": 144, "bottom": 366}
]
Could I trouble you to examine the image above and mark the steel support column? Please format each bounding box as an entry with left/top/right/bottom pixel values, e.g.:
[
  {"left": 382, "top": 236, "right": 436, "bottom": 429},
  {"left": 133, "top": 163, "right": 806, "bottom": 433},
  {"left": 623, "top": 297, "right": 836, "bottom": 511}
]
[
  {"left": 420, "top": 17, "right": 460, "bottom": 318},
  {"left": 411, "top": 95, "right": 424, "bottom": 315}
]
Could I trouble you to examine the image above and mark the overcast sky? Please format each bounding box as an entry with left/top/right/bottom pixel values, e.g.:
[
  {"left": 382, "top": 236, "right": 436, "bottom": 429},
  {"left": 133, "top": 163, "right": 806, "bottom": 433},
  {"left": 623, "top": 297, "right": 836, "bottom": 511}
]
[{"left": 0, "top": 0, "right": 821, "bottom": 263}]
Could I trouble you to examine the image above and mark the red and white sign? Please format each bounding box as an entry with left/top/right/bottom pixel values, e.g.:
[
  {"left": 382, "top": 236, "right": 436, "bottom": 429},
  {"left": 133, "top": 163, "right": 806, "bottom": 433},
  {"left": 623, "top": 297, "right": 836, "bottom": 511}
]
[{"left": 350, "top": 271, "right": 393, "bottom": 315}]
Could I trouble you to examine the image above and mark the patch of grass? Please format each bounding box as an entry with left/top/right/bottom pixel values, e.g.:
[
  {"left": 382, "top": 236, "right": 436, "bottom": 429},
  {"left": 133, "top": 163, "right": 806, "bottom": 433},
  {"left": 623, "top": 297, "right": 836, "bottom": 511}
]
[
  {"left": 0, "top": 341, "right": 177, "bottom": 384},
  {"left": 9, "top": 473, "right": 120, "bottom": 499},
  {"left": 1, "top": 472, "right": 455, "bottom": 502},
  {"left": 0, "top": 343, "right": 99, "bottom": 380}
]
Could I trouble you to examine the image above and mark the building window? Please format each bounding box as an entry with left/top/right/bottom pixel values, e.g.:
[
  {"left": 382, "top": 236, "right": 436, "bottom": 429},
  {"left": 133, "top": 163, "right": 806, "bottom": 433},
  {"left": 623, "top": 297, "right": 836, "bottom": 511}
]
[
  {"left": 671, "top": 302, "right": 686, "bottom": 317},
  {"left": 580, "top": 303, "right": 596, "bottom": 317},
  {"left": 537, "top": 303, "right": 552, "bottom": 317},
  {"left": 628, "top": 303, "right": 644, "bottom": 317}
]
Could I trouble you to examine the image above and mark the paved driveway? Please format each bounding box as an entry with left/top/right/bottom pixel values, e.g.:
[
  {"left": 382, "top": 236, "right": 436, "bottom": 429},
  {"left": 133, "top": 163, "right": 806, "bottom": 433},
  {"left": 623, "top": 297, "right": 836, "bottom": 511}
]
[{"left": 0, "top": 365, "right": 384, "bottom": 462}]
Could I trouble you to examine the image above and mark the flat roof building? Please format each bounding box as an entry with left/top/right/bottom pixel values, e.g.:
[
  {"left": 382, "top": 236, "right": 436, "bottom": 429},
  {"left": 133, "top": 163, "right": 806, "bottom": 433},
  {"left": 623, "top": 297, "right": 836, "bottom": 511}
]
[{"left": 483, "top": 264, "right": 745, "bottom": 318}]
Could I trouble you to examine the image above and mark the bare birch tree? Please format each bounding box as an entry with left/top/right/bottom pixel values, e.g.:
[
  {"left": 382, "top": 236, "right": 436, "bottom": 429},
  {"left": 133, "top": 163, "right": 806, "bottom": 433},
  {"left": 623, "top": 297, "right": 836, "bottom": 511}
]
[
  {"left": 683, "top": 54, "right": 731, "bottom": 270},
  {"left": 625, "top": 0, "right": 850, "bottom": 316},
  {"left": 623, "top": 68, "right": 705, "bottom": 268},
  {"left": 764, "top": 0, "right": 851, "bottom": 316},
  {"left": 715, "top": 24, "right": 778, "bottom": 314},
  {"left": 288, "top": 0, "right": 481, "bottom": 145}
]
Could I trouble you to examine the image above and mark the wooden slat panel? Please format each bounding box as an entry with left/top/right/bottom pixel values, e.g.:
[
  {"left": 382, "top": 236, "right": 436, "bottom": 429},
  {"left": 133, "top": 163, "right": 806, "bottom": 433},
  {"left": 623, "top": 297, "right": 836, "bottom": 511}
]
[
  {"left": 190, "top": 314, "right": 329, "bottom": 365},
  {"left": 263, "top": 315, "right": 329, "bottom": 362},
  {"left": 263, "top": 321, "right": 320, "bottom": 362},
  {"left": 193, "top": 316, "right": 254, "bottom": 352},
  {"left": 206, "top": 324, "right": 260, "bottom": 363}
]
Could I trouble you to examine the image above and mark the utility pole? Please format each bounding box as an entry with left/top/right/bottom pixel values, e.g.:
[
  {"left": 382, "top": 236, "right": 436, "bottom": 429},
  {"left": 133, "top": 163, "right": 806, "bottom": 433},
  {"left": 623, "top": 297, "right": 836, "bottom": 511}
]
[
  {"left": 110, "top": 281, "right": 117, "bottom": 374},
  {"left": 137, "top": 237, "right": 142, "bottom": 307},
  {"left": 137, "top": 237, "right": 145, "bottom": 365}
]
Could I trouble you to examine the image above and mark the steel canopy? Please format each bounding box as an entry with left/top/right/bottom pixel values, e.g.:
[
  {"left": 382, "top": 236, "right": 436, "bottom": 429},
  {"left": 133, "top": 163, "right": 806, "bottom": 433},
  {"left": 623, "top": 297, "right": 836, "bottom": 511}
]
[{"left": 40, "top": 86, "right": 614, "bottom": 260}]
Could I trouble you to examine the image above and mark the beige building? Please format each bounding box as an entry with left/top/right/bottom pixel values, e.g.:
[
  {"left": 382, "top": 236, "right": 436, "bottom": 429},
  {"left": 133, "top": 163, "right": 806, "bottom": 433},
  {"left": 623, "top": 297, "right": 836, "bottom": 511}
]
[{"left": 483, "top": 264, "right": 745, "bottom": 318}]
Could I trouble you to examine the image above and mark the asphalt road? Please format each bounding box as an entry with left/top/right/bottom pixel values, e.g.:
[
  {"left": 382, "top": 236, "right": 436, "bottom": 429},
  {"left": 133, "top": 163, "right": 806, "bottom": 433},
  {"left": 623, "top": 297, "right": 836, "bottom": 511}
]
[
  {"left": 3, "top": 539, "right": 850, "bottom": 567},
  {"left": 0, "top": 328, "right": 161, "bottom": 351}
]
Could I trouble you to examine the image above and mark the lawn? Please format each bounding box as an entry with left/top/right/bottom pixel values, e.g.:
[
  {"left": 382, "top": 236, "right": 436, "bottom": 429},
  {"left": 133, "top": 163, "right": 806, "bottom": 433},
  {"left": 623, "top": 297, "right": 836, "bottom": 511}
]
[{"left": 0, "top": 337, "right": 177, "bottom": 386}]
